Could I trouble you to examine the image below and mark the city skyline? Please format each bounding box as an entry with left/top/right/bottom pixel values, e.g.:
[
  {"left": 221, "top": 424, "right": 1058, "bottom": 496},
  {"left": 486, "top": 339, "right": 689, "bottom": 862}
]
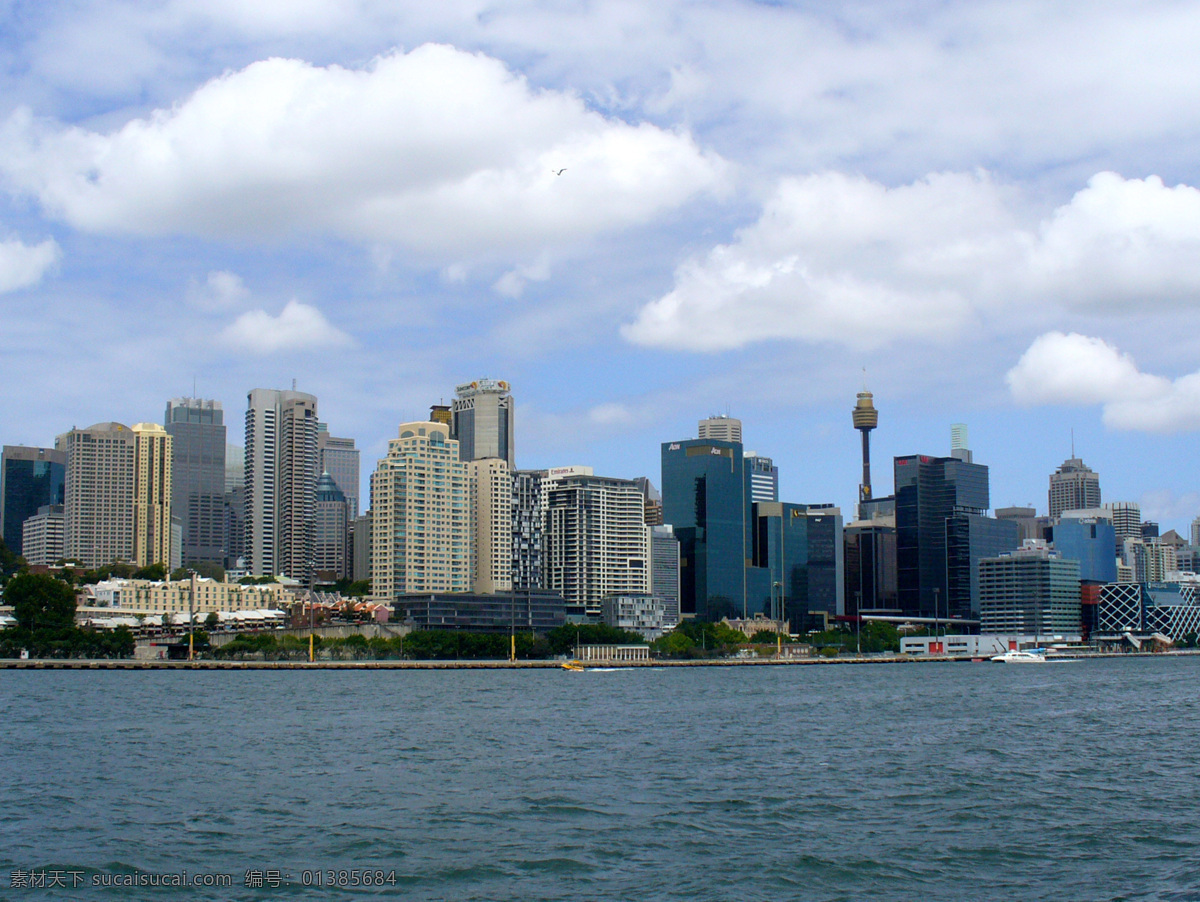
[{"left": 1, "top": 4, "right": 1199, "bottom": 534}]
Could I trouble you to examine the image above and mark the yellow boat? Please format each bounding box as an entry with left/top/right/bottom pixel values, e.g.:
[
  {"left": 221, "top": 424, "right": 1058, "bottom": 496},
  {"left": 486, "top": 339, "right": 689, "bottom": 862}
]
[{"left": 561, "top": 660, "right": 585, "bottom": 672}]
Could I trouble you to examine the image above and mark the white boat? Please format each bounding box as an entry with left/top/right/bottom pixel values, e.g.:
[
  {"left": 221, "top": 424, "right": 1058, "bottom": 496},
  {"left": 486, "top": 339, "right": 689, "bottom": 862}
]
[{"left": 990, "top": 649, "right": 1047, "bottom": 663}]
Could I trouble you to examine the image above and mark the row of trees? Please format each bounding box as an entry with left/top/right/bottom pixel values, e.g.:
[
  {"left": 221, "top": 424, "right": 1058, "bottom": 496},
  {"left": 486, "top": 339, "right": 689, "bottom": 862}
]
[{"left": 0, "top": 572, "right": 135, "bottom": 659}]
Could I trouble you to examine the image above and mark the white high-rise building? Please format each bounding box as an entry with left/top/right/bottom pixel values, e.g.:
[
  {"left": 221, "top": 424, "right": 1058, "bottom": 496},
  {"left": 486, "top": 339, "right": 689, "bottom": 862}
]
[
  {"left": 1049, "top": 457, "right": 1101, "bottom": 518},
  {"left": 370, "top": 422, "right": 472, "bottom": 598},
  {"left": 469, "top": 458, "right": 513, "bottom": 594},
  {"left": 542, "top": 470, "right": 650, "bottom": 616},
  {"left": 698, "top": 416, "right": 742, "bottom": 444},
  {"left": 452, "top": 379, "right": 514, "bottom": 467},
  {"left": 21, "top": 504, "right": 64, "bottom": 567},
  {"left": 58, "top": 422, "right": 137, "bottom": 568},
  {"left": 744, "top": 453, "right": 779, "bottom": 504},
  {"left": 512, "top": 469, "right": 546, "bottom": 590},
  {"left": 244, "top": 389, "right": 318, "bottom": 581}
]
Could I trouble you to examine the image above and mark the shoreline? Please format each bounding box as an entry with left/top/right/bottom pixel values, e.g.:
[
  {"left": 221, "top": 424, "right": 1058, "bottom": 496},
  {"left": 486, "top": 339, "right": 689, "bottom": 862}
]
[{"left": 1, "top": 651, "right": 1188, "bottom": 670}]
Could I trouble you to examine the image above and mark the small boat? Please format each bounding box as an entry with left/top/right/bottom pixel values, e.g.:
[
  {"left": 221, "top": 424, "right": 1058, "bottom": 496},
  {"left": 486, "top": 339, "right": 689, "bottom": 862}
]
[
  {"left": 561, "top": 660, "right": 585, "bottom": 672},
  {"left": 990, "top": 649, "right": 1046, "bottom": 664}
]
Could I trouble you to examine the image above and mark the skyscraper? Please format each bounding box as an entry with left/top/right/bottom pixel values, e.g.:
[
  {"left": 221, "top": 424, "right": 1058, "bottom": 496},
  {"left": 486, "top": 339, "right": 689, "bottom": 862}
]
[
  {"left": 132, "top": 423, "right": 173, "bottom": 568},
  {"left": 469, "top": 457, "right": 513, "bottom": 594},
  {"left": 451, "top": 379, "right": 514, "bottom": 467},
  {"left": 753, "top": 502, "right": 845, "bottom": 626},
  {"left": 58, "top": 423, "right": 135, "bottom": 568},
  {"left": 698, "top": 416, "right": 742, "bottom": 443},
  {"left": 317, "top": 425, "right": 360, "bottom": 519},
  {"left": 370, "top": 421, "right": 472, "bottom": 597},
  {"left": 164, "top": 398, "right": 226, "bottom": 568},
  {"left": 511, "top": 469, "right": 546, "bottom": 590},
  {"left": 314, "top": 471, "right": 350, "bottom": 580},
  {"left": 1, "top": 445, "right": 66, "bottom": 556},
  {"left": 1049, "top": 457, "right": 1101, "bottom": 518},
  {"left": 744, "top": 453, "right": 779, "bottom": 504},
  {"left": 244, "top": 388, "right": 318, "bottom": 581}
]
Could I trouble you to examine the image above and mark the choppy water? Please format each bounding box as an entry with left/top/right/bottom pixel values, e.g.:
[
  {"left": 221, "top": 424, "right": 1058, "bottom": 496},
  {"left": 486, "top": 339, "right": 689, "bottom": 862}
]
[{"left": 2, "top": 657, "right": 1199, "bottom": 900}]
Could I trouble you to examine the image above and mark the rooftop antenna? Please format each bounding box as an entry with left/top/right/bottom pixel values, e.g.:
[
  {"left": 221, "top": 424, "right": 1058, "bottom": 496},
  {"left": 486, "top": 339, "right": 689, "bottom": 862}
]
[
  {"left": 292, "top": 378, "right": 297, "bottom": 391},
  {"left": 1071, "top": 427, "right": 1075, "bottom": 459}
]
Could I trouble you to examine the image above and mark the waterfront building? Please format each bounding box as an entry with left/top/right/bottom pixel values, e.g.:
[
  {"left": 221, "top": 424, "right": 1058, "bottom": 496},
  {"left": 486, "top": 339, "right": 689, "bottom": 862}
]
[
  {"left": 698, "top": 415, "right": 742, "bottom": 443},
  {"left": 370, "top": 421, "right": 472, "bottom": 598},
  {"left": 1122, "top": 538, "right": 1176, "bottom": 584},
  {"left": 395, "top": 589, "right": 565, "bottom": 634},
  {"left": 753, "top": 502, "right": 844, "bottom": 627},
  {"left": 131, "top": 423, "right": 173, "bottom": 568},
  {"left": 314, "top": 471, "right": 350, "bottom": 580},
  {"left": 542, "top": 470, "right": 650, "bottom": 617},
  {"left": 164, "top": 398, "right": 226, "bottom": 568},
  {"left": 661, "top": 436, "right": 757, "bottom": 620},
  {"left": 843, "top": 518, "right": 897, "bottom": 616},
  {"left": 745, "top": 453, "right": 779, "bottom": 504},
  {"left": 469, "top": 457, "right": 513, "bottom": 594},
  {"left": 78, "top": 576, "right": 284, "bottom": 617},
  {"left": 21, "top": 504, "right": 64, "bottom": 567},
  {"left": 601, "top": 593, "right": 674, "bottom": 640},
  {"left": 511, "top": 469, "right": 546, "bottom": 590},
  {"left": 1097, "top": 581, "right": 1200, "bottom": 642},
  {"left": 317, "top": 425, "right": 360, "bottom": 520},
  {"left": 894, "top": 451, "right": 1019, "bottom": 621},
  {"left": 451, "top": 379, "right": 514, "bottom": 467},
  {"left": 979, "top": 541, "right": 1081, "bottom": 637},
  {"left": 244, "top": 388, "right": 318, "bottom": 582},
  {"left": 649, "top": 524, "right": 681, "bottom": 625},
  {"left": 1049, "top": 457, "right": 1100, "bottom": 519},
  {"left": 57, "top": 423, "right": 137, "bottom": 568},
  {"left": 1, "top": 445, "right": 66, "bottom": 557},
  {"left": 1050, "top": 517, "right": 1118, "bottom": 583}
]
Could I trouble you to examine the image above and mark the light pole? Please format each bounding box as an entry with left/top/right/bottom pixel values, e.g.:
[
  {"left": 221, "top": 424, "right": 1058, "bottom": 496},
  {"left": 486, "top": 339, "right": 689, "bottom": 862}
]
[
  {"left": 188, "top": 570, "right": 196, "bottom": 662},
  {"left": 932, "top": 586, "right": 940, "bottom": 654},
  {"left": 855, "top": 590, "right": 862, "bottom": 655}
]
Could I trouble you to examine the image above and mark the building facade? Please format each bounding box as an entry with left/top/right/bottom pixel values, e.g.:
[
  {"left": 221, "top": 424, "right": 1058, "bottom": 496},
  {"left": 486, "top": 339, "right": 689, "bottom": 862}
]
[
  {"left": 132, "top": 423, "right": 173, "bottom": 568},
  {"left": 979, "top": 542, "right": 1081, "bottom": 637},
  {"left": 370, "top": 422, "right": 472, "bottom": 598},
  {"left": 1048, "top": 457, "right": 1101, "bottom": 519},
  {"left": 649, "top": 524, "right": 681, "bottom": 625},
  {"left": 469, "top": 457, "right": 513, "bottom": 594},
  {"left": 317, "top": 426, "right": 360, "bottom": 519},
  {"left": 698, "top": 416, "right": 742, "bottom": 443},
  {"left": 451, "top": 379, "right": 514, "bottom": 467},
  {"left": 754, "top": 502, "right": 844, "bottom": 627},
  {"left": 1, "top": 445, "right": 66, "bottom": 556},
  {"left": 57, "top": 423, "right": 137, "bottom": 568},
  {"left": 314, "top": 471, "right": 350, "bottom": 580},
  {"left": 21, "top": 504, "right": 64, "bottom": 567},
  {"left": 511, "top": 469, "right": 546, "bottom": 590},
  {"left": 745, "top": 453, "right": 780, "bottom": 504},
  {"left": 164, "top": 398, "right": 226, "bottom": 568}
]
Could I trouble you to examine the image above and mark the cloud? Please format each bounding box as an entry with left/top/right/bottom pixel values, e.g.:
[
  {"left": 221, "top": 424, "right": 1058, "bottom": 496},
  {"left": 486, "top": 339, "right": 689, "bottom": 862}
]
[
  {"left": 493, "top": 255, "right": 551, "bottom": 298},
  {"left": 1007, "top": 332, "right": 1200, "bottom": 433},
  {"left": 0, "top": 238, "right": 61, "bottom": 293},
  {"left": 624, "top": 171, "right": 1200, "bottom": 351},
  {"left": 188, "top": 270, "right": 250, "bottom": 311},
  {"left": 0, "top": 45, "right": 725, "bottom": 262},
  {"left": 219, "top": 300, "right": 353, "bottom": 354}
]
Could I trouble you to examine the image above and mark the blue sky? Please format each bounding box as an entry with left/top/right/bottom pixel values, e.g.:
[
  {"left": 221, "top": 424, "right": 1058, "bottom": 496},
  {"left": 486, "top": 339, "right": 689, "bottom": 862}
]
[{"left": 2, "top": 1, "right": 1200, "bottom": 532}]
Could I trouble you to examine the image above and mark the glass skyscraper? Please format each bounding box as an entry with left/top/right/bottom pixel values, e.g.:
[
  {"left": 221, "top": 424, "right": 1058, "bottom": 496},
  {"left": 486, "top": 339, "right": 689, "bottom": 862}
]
[
  {"left": 0, "top": 446, "right": 66, "bottom": 555},
  {"left": 165, "top": 398, "right": 226, "bottom": 568}
]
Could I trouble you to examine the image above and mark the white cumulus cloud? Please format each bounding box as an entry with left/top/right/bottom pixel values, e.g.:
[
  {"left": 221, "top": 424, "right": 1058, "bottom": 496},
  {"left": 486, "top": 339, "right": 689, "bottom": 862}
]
[
  {"left": 0, "top": 238, "right": 61, "bottom": 293},
  {"left": 0, "top": 45, "right": 725, "bottom": 261},
  {"left": 1007, "top": 332, "right": 1200, "bottom": 433},
  {"left": 220, "top": 300, "right": 352, "bottom": 354},
  {"left": 188, "top": 270, "right": 251, "bottom": 311},
  {"left": 624, "top": 171, "right": 1200, "bottom": 351}
]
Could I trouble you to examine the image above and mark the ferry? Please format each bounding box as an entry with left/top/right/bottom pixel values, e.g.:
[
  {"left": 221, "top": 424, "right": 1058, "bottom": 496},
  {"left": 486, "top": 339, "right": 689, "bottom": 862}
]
[{"left": 990, "top": 649, "right": 1047, "bottom": 664}]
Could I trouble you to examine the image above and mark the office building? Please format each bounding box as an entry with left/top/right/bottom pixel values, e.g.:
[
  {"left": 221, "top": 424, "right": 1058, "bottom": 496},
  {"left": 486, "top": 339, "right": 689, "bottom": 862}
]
[
  {"left": 511, "top": 469, "right": 546, "bottom": 590},
  {"left": 894, "top": 452, "right": 1018, "bottom": 621},
  {"left": 1191, "top": 516, "right": 1200, "bottom": 548},
  {"left": 1097, "top": 582, "right": 1200, "bottom": 643},
  {"left": 979, "top": 542, "right": 1081, "bottom": 637},
  {"left": 317, "top": 425, "right": 360, "bottom": 519},
  {"left": 370, "top": 421, "right": 472, "bottom": 598},
  {"left": 601, "top": 594, "right": 675, "bottom": 640},
  {"left": 1122, "top": 537, "right": 1176, "bottom": 583},
  {"left": 843, "top": 519, "right": 897, "bottom": 616},
  {"left": 1050, "top": 517, "right": 1118, "bottom": 583},
  {"left": 745, "top": 453, "right": 779, "bottom": 504},
  {"left": 542, "top": 470, "right": 650, "bottom": 617},
  {"left": 396, "top": 589, "right": 565, "bottom": 634},
  {"left": 995, "top": 506, "right": 1049, "bottom": 543},
  {"left": 635, "top": 476, "right": 664, "bottom": 525},
  {"left": 1048, "top": 457, "right": 1101, "bottom": 519},
  {"left": 244, "top": 388, "right": 318, "bottom": 582},
  {"left": 57, "top": 423, "right": 137, "bottom": 568},
  {"left": 314, "top": 471, "right": 350, "bottom": 580},
  {"left": 469, "top": 457, "right": 513, "bottom": 594},
  {"left": 21, "top": 504, "right": 64, "bottom": 567},
  {"left": 754, "top": 502, "right": 844, "bottom": 627},
  {"left": 451, "top": 379, "right": 514, "bottom": 467},
  {"left": 132, "top": 423, "right": 173, "bottom": 568},
  {"left": 661, "top": 436, "right": 758, "bottom": 620},
  {"left": 649, "top": 524, "right": 681, "bottom": 624},
  {"left": 1, "top": 445, "right": 66, "bottom": 556},
  {"left": 351, "top": 512, "right": 372, "bottom": 583},
  {"left": 698, "top": 416, "right": 742, "bottom": 443},
  {"left": 164, "top": 398, "right": 226, "bottom": 568}
]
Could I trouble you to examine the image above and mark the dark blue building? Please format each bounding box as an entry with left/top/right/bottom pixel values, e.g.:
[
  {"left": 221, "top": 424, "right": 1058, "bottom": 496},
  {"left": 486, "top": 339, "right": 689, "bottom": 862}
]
[
  {"left": 1049, "top": 517, "right": 1118, "bottom": 583},
  {"left": 661, "top": 438, "right": 758, "bottom": 620},
  {"left": 754, "top": 502, "right": 843, "bottom": 628},
  {"left": 1, "top": 446, "right": 66, "bottom": 556},
  {"left": 895, "top": 454, "right": 1018, "bottom": 622}
]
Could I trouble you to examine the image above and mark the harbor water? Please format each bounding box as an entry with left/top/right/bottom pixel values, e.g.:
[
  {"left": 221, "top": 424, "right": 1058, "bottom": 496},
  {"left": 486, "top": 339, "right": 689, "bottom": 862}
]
[{"left": 2, "top": 656, "right": 1198, "bottom": 900}]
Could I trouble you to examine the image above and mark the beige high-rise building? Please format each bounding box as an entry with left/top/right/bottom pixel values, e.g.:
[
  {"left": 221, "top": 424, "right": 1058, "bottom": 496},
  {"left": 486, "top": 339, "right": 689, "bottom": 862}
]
[
  {"left": 469, "top": 458, "right": 512, "bottom": 594},
  {"left": 132, "top": 423, "right": 173, "bottom": 568},
  {"left": 369, "top": 422, "right": 472, "bottom": 598},
  {"left": 57, "top": 422, "right": 137, "bottom": 568},
  {"left": 698, "top": 416, "right": 742, "bottom": 444}
]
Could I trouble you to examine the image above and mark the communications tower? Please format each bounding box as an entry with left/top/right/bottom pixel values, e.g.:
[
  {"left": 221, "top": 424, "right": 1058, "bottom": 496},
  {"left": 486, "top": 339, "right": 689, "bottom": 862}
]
[{"left": 852, "top": 384, "right": 878, "bottom": 519}]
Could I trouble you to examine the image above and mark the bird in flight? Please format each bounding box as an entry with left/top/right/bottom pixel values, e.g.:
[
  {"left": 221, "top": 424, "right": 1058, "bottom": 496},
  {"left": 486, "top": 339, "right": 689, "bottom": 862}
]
[{"left": 552, "top": 168, "right": 567, "bottom": 176}]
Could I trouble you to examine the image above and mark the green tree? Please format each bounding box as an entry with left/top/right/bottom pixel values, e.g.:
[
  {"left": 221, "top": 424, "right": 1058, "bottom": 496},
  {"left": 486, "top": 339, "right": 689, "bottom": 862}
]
[
  {"left": 205, "top": 611, "right": 220, "bottom": 631},
  {"left": 0, "top": 537, "right": 25, "bottom": 584},
  {"left": 132, "top": 563, "right": 167, "bottom": 581},
  {"left": 6, "top": 573, "right": 77, "bottom": 631}
]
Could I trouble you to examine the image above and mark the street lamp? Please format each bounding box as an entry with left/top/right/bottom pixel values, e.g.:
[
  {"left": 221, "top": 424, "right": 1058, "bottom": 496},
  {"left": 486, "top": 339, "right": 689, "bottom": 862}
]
[{"left": 932, "top": 586, "right": 940, "bottom": 654}]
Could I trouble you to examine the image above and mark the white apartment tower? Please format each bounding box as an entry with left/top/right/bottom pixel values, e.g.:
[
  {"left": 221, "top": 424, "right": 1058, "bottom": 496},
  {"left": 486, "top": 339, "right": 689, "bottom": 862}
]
[
  {"left": 542, "top": 471, "right": 650, "bottom": 616},
  {"left": 469, "top": 458, "right": 513, "bottom": 594},
  {"left": 452, "top": 379, "right": 514, "bottom": 467},
  {"left": 370, "top": 422, "right": 472, "bottom": 598},
  {"left": 57, "top": 423, "right": 137, "bottom": 568},
  {"left": 244, "top": 388, "right": 318, "bottom": 582}
]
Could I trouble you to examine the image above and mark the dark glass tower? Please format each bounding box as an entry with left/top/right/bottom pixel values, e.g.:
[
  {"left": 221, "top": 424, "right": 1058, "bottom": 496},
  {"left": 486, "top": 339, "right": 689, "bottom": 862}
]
[
  {"left": 165, "top": 399, "right": 227, "bottom": 568},
  {"left": 1, "top": 446, "right": 66, "bottom": 555}
]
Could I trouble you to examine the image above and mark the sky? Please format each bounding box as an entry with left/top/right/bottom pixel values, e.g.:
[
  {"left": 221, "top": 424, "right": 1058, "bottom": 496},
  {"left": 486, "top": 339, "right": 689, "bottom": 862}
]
[{"left": 2, "top": 1, "right": 1200, "bottom": 533}]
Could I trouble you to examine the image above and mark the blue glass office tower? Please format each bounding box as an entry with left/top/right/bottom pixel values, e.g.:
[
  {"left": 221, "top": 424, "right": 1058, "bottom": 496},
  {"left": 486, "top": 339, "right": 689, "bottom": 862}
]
[
  {"left": 895, "top": 454, "right": 1018, "bottom": 622},
  {"left": 754, "top": 503, "right": 843, "bottom": 627},
  {"left": 1049, "top": 518, "right": 1118, "bottom": 583},
  {"left": 1, "top": 446, "right": 66, "bottom": 556},
  {"left": 661, "top": 438, "right": 759, "bottom": 620}
]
